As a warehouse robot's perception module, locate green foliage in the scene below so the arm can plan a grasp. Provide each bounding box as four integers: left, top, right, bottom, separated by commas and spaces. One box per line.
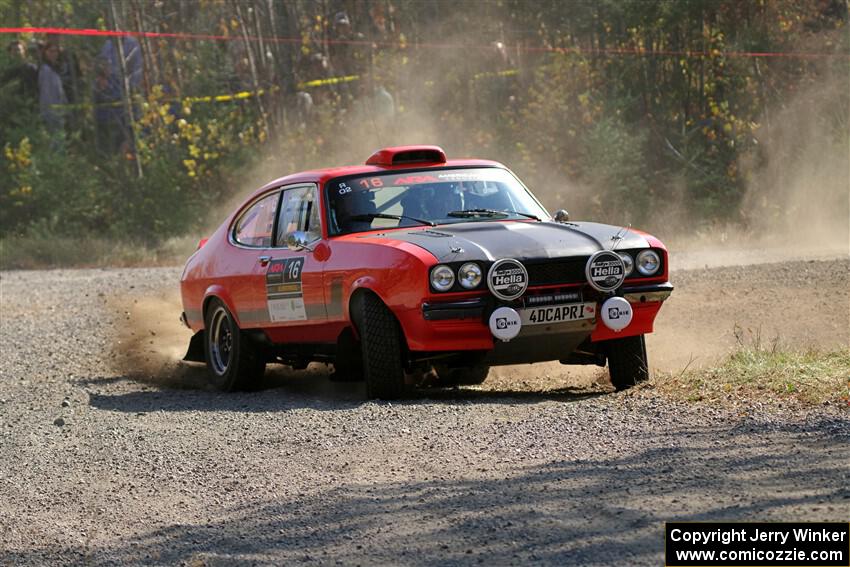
580, 117, 651, 224
0, 0, 847, 263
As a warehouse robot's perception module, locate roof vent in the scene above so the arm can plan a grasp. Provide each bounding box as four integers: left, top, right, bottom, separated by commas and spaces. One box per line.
365, 145, 447, 167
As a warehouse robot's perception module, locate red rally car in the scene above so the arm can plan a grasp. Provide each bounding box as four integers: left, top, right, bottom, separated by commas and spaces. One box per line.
180, 145, 673, 398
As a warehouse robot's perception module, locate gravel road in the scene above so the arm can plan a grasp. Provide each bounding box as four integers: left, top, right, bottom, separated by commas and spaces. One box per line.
1, 258, 848, 566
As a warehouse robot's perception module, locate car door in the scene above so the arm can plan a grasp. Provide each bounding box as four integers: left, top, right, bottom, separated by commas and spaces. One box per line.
263, 184, 327, 328
229, 190, 282, 328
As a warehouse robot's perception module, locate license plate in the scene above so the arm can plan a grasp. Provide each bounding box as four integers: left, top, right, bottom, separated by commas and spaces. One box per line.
520, 302, 596, 326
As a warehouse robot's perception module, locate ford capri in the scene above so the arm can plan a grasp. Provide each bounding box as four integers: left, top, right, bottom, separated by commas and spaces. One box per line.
180, 145, 673, 398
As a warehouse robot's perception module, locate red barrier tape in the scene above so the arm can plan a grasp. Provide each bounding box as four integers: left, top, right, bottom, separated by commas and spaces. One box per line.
2, 26, 848, 59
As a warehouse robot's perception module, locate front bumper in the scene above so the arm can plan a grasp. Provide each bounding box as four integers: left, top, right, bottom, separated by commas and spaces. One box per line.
404, 282, 673, 352
421, 282, 673, 322
622, 282, 674, 304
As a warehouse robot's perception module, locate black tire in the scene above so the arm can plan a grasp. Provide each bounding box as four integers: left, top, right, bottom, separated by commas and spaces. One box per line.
352, 292, 406, 399
203, 298, 266, 391
605, 334, 649, 391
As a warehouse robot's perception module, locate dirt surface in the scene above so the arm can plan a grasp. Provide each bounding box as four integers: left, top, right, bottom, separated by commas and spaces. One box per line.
1, 257, 848, 566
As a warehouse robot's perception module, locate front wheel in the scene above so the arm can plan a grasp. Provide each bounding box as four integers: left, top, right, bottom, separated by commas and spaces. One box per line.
605, 334, 649, 391
204, 298, 266, 391
352, 293, 406, 399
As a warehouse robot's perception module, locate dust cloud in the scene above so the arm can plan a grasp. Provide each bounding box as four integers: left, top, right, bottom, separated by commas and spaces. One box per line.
657, 73, 849, 268
110, 291, 208, 389
207, 85, 847, 273
122, 26, 847, 391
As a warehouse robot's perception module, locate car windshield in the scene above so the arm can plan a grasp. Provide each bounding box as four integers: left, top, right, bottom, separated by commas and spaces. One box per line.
326, 167, 548, 235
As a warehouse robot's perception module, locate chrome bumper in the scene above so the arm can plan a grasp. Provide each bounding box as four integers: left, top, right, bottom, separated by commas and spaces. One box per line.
622, 282, 674, 303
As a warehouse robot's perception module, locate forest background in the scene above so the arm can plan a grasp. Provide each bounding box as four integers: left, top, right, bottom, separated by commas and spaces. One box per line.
0, 0, 847, 268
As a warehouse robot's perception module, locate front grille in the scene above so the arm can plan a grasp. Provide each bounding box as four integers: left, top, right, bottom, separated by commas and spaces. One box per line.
525, 257, 588, 286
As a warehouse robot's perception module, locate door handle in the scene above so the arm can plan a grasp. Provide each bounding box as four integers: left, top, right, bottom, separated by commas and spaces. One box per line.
258, 255, 272, 266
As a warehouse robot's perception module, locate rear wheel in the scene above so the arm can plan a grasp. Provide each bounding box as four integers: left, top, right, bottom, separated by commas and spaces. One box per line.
605, 334, 649, 391
204, 298, 266, 391
352, 293, 406, 399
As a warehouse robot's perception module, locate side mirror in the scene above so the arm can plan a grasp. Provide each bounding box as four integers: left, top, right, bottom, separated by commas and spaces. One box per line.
553, 209, 570, 223
285, 231, 313, 251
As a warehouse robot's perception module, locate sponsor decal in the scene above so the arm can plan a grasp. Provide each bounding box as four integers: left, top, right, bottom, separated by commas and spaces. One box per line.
487, 258, 529, 301
437, 172, 487, 180
600, 296, 633, 331
489, 306, 522, 341
393, 175, 438, 185
266, 257, 307, 322
585, 251, 626, 292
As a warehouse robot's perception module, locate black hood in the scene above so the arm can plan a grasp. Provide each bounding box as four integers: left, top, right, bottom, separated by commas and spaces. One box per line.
364, 221, 650, 262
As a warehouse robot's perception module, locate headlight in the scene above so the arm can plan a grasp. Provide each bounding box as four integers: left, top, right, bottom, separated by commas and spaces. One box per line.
457, 262, 482, 289
636, 250, 661, 276
430, 264, 455, 291
618, 252, 634, 276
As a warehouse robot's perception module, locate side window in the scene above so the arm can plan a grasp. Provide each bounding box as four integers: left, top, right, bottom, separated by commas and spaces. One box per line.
233, 192, 279, 247
276, 185, 321, 246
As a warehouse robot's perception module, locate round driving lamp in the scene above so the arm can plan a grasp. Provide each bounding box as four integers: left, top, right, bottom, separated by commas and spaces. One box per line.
618, 252, 634, 276
636, 250, 661, 276
430, 264, 455, 291
458, 262, 483, 289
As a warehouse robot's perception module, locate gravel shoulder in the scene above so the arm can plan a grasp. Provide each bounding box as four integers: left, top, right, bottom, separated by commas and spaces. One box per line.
1, 259, 848, 566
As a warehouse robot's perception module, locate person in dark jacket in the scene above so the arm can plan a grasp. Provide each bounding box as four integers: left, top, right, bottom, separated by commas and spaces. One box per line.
2, 40, 38, 99
38, 40, 68, 148
93, 36, 143, 155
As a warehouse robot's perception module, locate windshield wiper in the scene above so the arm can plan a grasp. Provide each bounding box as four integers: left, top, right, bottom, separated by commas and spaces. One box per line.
349, 213, 436, 227
447, 208, 541, 221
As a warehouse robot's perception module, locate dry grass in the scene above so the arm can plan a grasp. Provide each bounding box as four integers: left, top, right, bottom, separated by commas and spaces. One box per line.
0, 235, 197, 270
652, 342, 850, 406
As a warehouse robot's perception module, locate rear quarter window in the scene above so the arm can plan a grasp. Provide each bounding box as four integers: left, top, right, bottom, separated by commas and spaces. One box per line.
233, 192, 279, 247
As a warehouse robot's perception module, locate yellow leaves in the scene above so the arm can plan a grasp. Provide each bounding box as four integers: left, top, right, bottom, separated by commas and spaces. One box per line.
183, 159, 197, 177
4, 138, 34, 206
4, 138, 32, 172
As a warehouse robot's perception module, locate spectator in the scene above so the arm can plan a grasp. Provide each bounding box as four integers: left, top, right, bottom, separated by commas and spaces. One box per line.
351, 77, 395, 128
38, 40, 68, 148
294, 91, 314, 131
93, 36, 143, 155
328, 11, 367, 106
45, 34, 82, 129
2, 40, 38, 100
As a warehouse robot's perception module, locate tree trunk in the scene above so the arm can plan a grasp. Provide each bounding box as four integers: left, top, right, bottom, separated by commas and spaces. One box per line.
110, 0, 144, 179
